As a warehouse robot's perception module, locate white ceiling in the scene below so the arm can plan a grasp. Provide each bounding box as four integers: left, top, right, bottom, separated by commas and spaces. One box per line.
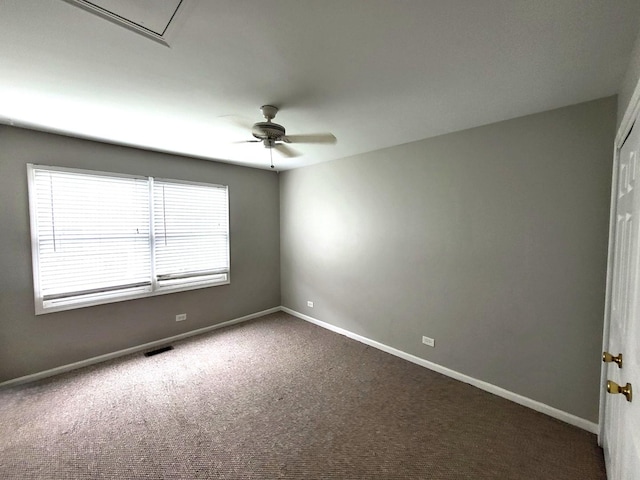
1, 0, 639, 170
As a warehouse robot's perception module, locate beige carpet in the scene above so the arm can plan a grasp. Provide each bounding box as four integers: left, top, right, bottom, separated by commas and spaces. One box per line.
0, 312, 606, 479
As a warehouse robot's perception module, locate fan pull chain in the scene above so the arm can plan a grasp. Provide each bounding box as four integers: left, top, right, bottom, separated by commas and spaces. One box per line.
270, 146, 274, 169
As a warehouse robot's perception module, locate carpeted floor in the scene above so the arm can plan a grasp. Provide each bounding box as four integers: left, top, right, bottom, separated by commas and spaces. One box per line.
0, 312, 606, 479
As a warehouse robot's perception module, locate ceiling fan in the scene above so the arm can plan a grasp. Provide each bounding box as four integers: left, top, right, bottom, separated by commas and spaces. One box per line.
231, 105, 337, 168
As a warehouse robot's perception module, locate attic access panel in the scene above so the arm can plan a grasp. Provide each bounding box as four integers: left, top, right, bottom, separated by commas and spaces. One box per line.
64, 0, 184, 45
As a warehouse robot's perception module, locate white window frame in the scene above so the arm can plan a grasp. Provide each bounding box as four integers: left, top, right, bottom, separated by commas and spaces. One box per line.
27, 164, 230, 314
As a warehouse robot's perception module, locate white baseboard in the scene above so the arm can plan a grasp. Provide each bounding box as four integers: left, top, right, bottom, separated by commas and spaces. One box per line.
281, 306, 599, 434
2, 305, 600, 435
0, 306, 280, 389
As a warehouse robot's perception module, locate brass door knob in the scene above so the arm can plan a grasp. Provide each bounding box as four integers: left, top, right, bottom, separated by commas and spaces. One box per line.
603, 351, 623, 368
607, 380, 632, 402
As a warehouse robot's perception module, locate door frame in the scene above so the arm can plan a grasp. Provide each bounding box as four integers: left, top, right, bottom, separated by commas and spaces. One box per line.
599, 77, 640, 446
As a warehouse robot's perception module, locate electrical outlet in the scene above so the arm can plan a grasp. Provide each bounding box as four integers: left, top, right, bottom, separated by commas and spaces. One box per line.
422, 336, 435, 347
175, 313, 187, 322
307, 301, 314, 308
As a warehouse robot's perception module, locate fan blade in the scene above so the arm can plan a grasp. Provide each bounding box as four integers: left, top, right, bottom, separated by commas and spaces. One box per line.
218, 115, 254, 131
274, 143, 301, 158
284, 133, 337, 145
230, 140, 260, 144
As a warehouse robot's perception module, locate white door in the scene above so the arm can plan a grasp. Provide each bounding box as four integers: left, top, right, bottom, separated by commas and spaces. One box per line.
603, 120, 640, 480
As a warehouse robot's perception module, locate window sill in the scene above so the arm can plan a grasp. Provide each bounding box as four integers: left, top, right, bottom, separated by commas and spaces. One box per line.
36, 277, 230, 315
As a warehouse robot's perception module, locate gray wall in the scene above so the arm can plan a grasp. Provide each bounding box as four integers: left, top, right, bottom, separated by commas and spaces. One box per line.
0, 126, 280, 382
280, 97, 616, 422
619, 29, 640, 126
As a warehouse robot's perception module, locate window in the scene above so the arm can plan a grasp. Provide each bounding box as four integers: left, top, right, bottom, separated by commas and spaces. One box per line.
27, 164, 229, 314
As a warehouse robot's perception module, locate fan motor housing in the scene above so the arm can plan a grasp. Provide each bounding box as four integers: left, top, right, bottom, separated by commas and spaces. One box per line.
252, 122, 286, 141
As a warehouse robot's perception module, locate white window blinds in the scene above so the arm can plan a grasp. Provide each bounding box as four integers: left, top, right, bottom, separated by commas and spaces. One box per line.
28, 165, 230, 314
153, 180, 229, 287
